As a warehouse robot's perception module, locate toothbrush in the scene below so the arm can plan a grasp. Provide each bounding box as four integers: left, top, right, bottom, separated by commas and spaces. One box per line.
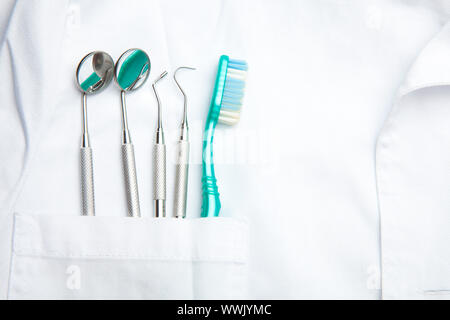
173, 66, 196, 218
201, 55, 248, 217
152, 71, 168, 217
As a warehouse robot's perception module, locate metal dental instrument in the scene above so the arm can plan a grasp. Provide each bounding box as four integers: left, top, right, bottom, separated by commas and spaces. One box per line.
152, 71, 168, 217
173, 66, 196, 218
76, 51, 114, 216
114, 49, 151, 217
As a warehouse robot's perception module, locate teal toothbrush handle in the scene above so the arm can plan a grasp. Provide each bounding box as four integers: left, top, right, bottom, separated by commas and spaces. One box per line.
201, 55, 228, 217
201, 108, 221, 217
201, 135, 221, 217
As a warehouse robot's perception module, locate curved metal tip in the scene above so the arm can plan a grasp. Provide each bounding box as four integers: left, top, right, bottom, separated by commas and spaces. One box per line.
173, 66, 196, 127
154, 71, 168, 85
152, 71, 168, 129
174, 66, 196, 74
173, 66, 196, 88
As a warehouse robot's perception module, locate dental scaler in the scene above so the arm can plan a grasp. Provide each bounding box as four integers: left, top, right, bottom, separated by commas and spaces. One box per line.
152, 71, 168, 217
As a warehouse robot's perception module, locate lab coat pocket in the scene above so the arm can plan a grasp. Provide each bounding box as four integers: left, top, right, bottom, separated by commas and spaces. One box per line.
8, 213, 249, 299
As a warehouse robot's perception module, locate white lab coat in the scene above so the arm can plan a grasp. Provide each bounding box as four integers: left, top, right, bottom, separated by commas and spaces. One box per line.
0, 0, 449, 299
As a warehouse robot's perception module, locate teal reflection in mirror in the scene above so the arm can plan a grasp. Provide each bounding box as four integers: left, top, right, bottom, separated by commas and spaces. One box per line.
115, 49, 151, 91
76, 51, 114, 94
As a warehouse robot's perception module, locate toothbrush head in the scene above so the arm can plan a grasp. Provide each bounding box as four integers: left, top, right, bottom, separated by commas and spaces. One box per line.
214, 55, 248, 126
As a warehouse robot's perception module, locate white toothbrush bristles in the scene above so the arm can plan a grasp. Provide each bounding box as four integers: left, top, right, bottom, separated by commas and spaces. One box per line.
218, 58, 248, 125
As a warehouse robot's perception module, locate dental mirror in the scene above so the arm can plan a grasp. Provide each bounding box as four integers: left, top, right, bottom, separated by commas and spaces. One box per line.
77, 51, 114, 94
75, 51, 114, 217
114, 48, 151, 92
114, 48, 151, 217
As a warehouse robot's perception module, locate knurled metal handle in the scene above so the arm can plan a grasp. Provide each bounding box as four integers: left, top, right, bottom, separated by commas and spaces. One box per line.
173, 140, 189, 218
122, 143, 141, 217
80, 146, 95, 216
153, 143, 166, 201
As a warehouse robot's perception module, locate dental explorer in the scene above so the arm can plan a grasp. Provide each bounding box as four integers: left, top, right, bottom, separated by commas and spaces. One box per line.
76, 51, 114, 216
173, 66, 196, 218
152, 71, 168, 217
114, 49, 151, 217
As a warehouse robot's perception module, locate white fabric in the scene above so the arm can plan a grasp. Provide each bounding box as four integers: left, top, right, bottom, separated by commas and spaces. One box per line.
377, 21, 450, 299
0, 0, 449, 299
9, 214, 248, 299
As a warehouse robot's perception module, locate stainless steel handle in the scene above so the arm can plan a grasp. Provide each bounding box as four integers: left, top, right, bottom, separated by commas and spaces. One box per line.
122, 143, 141, 217
153, 143, 166, 217
80, 146, 95, 216
173, 140, 189, 218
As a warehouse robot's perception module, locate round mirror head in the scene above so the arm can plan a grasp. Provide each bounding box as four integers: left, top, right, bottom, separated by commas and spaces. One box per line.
76, 51, 114, 94
114, 48, 151, 92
